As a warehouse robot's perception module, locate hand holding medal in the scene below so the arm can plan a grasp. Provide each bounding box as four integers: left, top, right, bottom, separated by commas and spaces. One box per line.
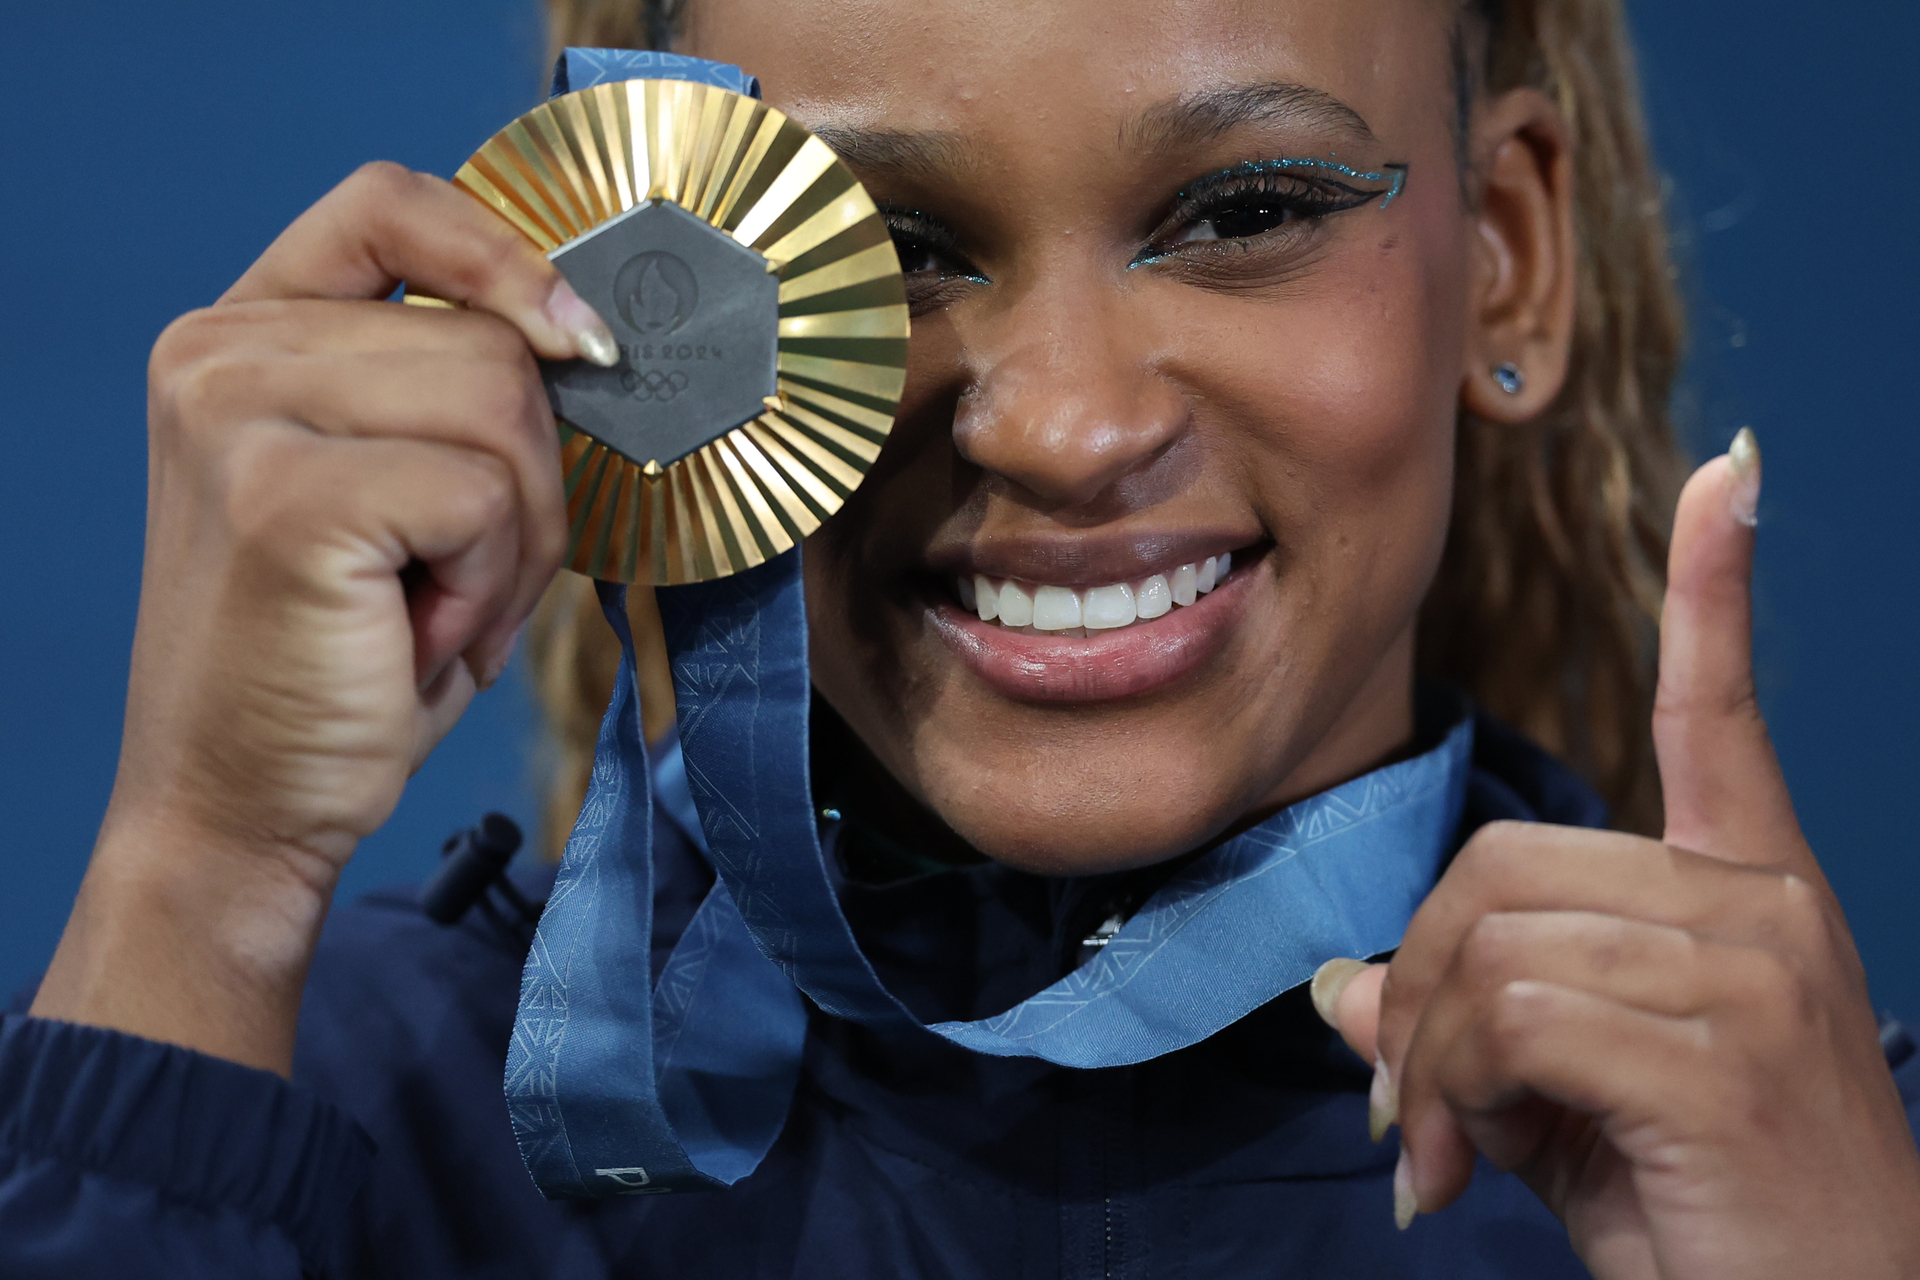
29, 53, 909, 1075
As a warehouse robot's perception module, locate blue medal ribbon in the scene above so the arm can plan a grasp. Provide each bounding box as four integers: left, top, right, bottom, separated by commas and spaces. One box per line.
506, 54, 1474, 1200
549, 46, 760, 97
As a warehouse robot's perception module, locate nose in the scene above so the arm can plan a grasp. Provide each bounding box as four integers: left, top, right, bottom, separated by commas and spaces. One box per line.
951, 287, 1186, 510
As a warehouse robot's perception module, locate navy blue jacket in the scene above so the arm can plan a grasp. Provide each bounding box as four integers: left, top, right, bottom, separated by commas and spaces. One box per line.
3, 714, 1917, 1278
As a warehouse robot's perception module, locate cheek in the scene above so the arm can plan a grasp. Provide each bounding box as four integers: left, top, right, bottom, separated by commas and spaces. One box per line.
1170, 235, 1468, 574
799, 406, 956, 726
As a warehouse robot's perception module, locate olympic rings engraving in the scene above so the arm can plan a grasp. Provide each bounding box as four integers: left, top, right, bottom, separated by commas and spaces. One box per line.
620, 369, 693, 402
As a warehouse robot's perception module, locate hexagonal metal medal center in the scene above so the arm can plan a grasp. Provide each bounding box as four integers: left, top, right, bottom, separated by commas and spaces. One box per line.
542, 201, 778, 469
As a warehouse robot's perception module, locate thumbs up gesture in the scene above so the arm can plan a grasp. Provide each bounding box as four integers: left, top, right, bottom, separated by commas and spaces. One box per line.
1315, 434, 1920, 1278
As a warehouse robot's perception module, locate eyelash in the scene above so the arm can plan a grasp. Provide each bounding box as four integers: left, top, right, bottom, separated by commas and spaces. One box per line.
877, 164, 1395, 304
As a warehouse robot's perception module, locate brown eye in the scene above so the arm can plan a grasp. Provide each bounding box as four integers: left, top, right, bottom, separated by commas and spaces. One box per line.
881, 210, 985, 283
880, 208, 989, 313
888, 228, 953, 275
1174, 199, 1304, 244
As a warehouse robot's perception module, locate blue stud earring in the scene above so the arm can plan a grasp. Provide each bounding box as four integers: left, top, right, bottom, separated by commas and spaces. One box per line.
1492, 362, 1526, 396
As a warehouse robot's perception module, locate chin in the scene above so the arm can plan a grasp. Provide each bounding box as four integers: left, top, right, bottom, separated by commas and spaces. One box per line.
951, 806, 1223, 877
907, 723, 1252, 876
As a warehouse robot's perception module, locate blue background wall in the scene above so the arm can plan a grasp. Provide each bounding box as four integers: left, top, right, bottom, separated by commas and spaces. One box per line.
2, 4, 1916, 1022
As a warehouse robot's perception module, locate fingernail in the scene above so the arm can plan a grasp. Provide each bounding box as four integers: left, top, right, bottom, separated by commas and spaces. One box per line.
489, 620, 533, 688
1393, 1147, 1419, 1230
469, 619, 530, 692
479, 644, 513, 690
1727, 426, 1761, 528
1310, 957, 1368, 1029
546, 279, 620, 368
1368, 1055, 1398, 1144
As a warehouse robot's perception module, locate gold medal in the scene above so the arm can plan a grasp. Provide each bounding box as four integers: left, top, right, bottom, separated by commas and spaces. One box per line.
431, 79, 907, 585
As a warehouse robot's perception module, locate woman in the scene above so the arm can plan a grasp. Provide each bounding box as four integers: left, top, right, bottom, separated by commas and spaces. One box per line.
5, 0, 1917, 1274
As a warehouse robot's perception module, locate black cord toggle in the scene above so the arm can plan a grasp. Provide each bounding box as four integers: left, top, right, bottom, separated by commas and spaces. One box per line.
420, 812, 538, 928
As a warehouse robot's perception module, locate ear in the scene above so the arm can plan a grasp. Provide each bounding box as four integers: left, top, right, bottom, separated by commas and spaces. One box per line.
1459, 87, 1577, 423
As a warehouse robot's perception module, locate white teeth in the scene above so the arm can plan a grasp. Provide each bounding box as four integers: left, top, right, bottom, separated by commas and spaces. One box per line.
1031, 584, 1082, 631
1135, 574, 1172, 620
1082, 582, 1136, 630
998, 580, 1034, 627
1171, 563, 1198, 606
957, 553, 1242, 634
971, 574, 996, 620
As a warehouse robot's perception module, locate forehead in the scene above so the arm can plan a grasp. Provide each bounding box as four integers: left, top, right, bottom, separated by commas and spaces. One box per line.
682, 0, 1455, 159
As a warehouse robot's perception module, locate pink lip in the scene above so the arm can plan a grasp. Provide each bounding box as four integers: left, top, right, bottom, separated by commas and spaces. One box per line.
927, 566, 1252, 703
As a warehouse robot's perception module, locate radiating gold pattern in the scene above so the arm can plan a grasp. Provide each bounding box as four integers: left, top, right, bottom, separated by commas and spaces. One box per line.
440, 80, 907, 585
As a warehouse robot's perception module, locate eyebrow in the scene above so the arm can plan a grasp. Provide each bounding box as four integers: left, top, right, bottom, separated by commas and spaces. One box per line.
1126, 82, 1379, 153
809, 81, 1378, 185
810, 125, 979, 184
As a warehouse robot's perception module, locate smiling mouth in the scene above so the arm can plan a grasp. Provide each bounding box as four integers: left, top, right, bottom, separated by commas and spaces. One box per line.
924, 544, 1259, 703
955, 553, 1235, 638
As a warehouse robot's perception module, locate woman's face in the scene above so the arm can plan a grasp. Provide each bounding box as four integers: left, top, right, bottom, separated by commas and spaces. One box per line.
685, 0, 1495, 874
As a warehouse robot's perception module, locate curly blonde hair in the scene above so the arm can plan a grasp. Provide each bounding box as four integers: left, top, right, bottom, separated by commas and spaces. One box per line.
528, 0, 1685, 855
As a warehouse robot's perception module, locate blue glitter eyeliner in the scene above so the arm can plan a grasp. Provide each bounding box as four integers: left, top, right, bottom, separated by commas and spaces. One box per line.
1191, 157, 1410, 208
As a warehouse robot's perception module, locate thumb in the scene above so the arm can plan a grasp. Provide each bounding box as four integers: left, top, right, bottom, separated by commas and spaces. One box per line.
1654, 429, 1801, 863
1310, 958, 1387, 1064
